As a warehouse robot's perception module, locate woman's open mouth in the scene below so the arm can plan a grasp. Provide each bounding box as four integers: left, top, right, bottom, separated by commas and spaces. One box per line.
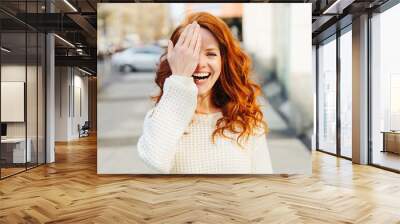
192, 72, 211, 80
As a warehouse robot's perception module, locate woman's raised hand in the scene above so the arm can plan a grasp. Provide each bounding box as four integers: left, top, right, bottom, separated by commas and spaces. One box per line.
167, 22, 202, 78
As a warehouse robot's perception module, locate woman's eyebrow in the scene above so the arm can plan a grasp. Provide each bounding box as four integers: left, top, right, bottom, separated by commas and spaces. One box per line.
205, 47, 219, 51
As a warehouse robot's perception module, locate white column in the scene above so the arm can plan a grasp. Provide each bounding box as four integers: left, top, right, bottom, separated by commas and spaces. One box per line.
45, 0, 55, 163
312, 45, 317, 151
46, 33, 55, 163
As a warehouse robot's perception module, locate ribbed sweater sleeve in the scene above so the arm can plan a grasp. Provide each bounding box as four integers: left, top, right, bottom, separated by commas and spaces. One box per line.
137, 75, 198, 173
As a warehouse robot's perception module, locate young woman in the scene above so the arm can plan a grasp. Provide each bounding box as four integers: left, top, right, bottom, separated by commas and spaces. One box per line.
137, 12, 273, 174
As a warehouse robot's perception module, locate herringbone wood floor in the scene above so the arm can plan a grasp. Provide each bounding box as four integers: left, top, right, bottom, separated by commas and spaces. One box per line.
1, 134, 400, 224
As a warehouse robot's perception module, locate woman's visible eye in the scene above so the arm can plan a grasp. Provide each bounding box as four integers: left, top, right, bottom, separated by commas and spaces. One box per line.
207, 53, 217, 57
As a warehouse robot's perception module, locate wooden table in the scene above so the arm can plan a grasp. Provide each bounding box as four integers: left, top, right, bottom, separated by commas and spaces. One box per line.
381, 131, 400, 154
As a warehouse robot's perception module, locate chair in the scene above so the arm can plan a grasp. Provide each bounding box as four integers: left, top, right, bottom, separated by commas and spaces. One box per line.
79, 121, 90, 138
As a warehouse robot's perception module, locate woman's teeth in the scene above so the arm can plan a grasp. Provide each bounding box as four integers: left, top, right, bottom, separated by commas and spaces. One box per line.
192, 72, 211, 80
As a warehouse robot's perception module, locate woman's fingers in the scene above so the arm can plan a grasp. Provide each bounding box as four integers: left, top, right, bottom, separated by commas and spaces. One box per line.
167, 21, 202, 77
182, 22, 196, 48
176, 24, 190, 47
167, 40, 173, 59
193, 31, 201, 57
189, 24, 200, 53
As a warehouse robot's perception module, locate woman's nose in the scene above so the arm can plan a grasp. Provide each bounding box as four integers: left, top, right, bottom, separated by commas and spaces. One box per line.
197, 54, 207, 68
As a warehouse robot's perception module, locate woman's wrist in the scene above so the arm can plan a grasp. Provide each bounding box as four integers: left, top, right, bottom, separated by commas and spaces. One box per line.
165, 74, 198, 96
170, 74, 194, 84
171, 72, 192, 78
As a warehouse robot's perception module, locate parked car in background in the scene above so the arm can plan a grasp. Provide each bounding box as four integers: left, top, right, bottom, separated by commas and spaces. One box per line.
111, 44, 164, 73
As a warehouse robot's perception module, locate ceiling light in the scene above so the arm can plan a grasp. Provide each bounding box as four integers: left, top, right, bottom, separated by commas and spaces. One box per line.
322, 0, 355, 15
1, 47, 11, 53
54, 34, 75, 48
78, 67, 93, 76
63, 0, 78, 12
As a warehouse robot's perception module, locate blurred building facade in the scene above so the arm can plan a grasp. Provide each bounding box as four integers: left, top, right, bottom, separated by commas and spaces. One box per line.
98, 3, 173, 53
243, 4, 313, 146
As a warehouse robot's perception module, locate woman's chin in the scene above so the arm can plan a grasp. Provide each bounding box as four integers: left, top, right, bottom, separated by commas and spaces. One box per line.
195, 82, 208, 95
197, 88, 211, 97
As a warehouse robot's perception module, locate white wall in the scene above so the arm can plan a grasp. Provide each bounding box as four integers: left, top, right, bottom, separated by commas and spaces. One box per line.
1, 65, 39, 138
55, 67, 89, 141
55, 67, 69, 141
72, 73, 89, 138
1, 63, 47, 163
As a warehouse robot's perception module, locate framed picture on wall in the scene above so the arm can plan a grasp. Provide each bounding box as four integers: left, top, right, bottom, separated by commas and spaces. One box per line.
1, 81, 25, 122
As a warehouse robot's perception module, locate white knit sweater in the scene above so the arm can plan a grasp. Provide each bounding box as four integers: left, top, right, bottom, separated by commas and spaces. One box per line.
137, 75, 273, 174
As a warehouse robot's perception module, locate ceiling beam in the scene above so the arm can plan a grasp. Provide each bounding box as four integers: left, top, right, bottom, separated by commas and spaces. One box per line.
55, 55, 96, 72
66, 13, 97, 39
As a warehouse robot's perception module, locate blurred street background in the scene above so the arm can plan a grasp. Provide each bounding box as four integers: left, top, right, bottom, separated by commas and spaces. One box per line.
97, 3, 312, 174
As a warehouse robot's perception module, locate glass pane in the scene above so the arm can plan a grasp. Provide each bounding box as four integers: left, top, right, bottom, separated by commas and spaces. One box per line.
27, 31, 38, 169
318, 37, 337, 154
0, 1, 46, 178
38, 32, 45, 165
371, 3, 400, 171
27, 0, 39, 170
340, 29, 352, 158
1, 30, 27, 177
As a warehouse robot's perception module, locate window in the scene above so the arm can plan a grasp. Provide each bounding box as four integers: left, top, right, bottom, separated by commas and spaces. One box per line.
317, 36, 337, 154
339, 28, 352, 158
371, 3, 400, 171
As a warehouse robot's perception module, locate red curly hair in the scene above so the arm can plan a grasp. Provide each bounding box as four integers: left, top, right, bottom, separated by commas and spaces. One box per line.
153, 12, 268, 146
